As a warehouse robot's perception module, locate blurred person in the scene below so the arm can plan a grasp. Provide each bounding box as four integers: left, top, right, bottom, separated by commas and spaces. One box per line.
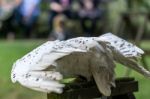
49, 14, 72, 41
14, 0, 41, 38
78, 0, 103, 37
48, 0, 73, 32
0, 0, 21, 40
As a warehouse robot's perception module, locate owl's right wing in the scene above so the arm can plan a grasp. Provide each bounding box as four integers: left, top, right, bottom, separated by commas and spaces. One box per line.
97, 33, 150, 78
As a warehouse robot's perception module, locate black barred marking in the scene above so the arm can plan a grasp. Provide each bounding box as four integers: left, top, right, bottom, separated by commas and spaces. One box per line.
120, 42, 125, 48
132, 50, 135, 52
114, 41, 117, 43
13, 74, 16, 78
82, 41, 85, 44
86, 46, 88, 49
120, 47, 127, 50
122, 50, 130, 53
127, 44, 132, 47
121, 39, 125, 42
126, 54, 135, 56
27, 54, 31, 57
36, 78, 39, 81
75, 40, 78, 42
25, 73, 31, 78
35, 52, 38, 54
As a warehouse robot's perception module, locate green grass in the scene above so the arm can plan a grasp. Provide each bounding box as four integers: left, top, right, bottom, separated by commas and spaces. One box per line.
0, 40, 150, 99
0, 40, 46, 99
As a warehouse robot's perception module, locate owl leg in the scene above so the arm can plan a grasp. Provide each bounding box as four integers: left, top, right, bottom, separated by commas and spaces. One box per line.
17, 71, 64, 93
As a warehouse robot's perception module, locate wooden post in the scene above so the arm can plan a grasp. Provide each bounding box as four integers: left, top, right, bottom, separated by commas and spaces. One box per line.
47, 77, 138, 99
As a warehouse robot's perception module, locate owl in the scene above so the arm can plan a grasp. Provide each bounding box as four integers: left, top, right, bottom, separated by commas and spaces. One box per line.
11, 33, 150, 96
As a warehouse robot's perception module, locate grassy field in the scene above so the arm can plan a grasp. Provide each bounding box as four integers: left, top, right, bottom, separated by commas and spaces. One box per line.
0, 40, 150, 99
0, 40, 46, 99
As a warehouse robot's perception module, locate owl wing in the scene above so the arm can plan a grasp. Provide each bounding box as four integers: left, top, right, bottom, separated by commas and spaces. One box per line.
98, 33, 144, 58
97, 33, 150, 78
11, 38, 94, 93
11, 40, 87, 74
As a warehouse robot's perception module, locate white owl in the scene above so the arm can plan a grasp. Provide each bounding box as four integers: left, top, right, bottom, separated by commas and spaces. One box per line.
11, 33, 150, 96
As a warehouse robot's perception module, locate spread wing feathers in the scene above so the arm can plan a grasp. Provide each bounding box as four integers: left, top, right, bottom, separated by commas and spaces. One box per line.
97, 33, 150, 77
11, 37, 93, 85
90, 46, 116, 96
98, 33, 144, 59
15, 71, 64, 93
113, 50, 150, 78
12, 40, 87, 73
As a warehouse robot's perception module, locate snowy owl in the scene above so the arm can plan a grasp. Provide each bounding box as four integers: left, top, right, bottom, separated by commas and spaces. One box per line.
11, 33, 150, 96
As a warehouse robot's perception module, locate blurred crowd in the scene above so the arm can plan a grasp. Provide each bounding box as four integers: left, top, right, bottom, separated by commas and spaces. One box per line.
0, 0, 41, 39
0, 0, 110, 40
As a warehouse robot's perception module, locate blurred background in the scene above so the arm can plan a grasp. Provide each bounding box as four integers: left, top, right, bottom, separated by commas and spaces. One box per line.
0, 0, 150, 99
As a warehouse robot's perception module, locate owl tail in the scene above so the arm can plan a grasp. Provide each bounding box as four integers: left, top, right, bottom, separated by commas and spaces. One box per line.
91, 66, 112, 96
90, 50, 116, 96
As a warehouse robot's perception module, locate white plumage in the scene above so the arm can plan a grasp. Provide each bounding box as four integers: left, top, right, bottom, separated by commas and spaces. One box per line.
11, 33, 150, 96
